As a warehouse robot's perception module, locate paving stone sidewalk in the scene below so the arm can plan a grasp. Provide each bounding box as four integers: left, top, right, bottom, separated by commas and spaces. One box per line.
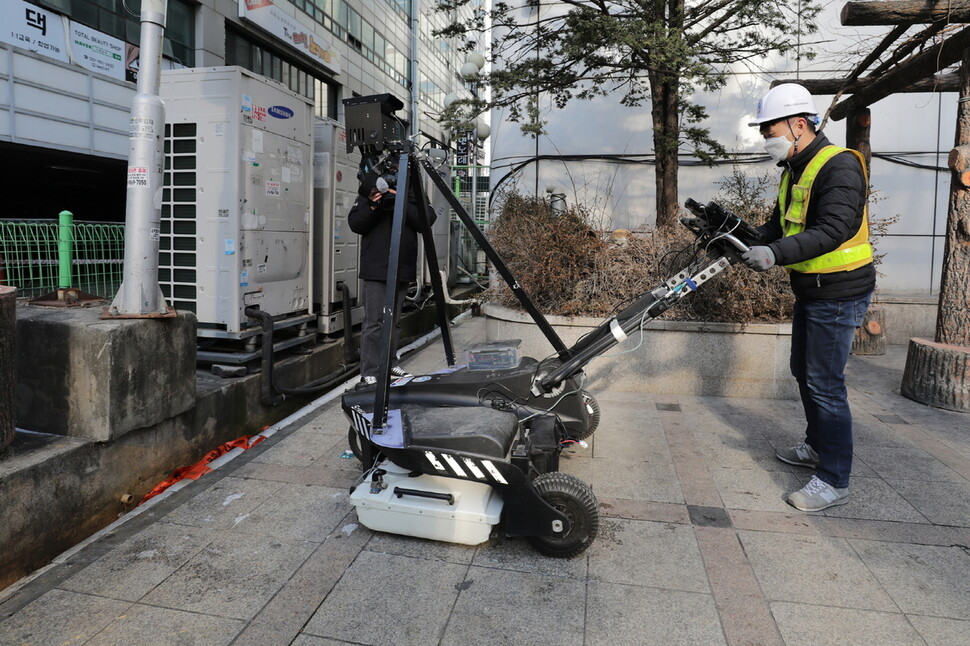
1, 316, 969, 646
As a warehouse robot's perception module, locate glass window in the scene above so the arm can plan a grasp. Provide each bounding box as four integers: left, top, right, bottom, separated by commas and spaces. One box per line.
349, 9, 361, 38
126, 20, 140, 44
336, 0, 348, 28
72, 2, 98, 26
226, 29, 331, 108
98, 8, 124, 39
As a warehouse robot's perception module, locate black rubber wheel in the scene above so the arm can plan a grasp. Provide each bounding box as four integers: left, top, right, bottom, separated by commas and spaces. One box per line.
570, 390, 600, 441
347, 426, 380, 467
527, 472, 599, 558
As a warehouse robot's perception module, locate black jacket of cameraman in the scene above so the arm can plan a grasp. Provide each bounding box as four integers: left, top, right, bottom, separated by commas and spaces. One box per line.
348, 174, 436, 283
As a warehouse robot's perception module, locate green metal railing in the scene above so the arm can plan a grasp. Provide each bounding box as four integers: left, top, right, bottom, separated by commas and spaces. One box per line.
0, 212, 125, 299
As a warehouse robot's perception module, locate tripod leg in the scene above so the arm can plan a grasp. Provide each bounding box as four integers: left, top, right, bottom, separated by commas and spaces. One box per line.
372, 153, 410, 429
409, 159, 455, 366
419, 157, 569, 356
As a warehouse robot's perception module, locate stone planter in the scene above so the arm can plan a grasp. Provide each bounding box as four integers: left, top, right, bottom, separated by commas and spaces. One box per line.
484, 304, 797, 400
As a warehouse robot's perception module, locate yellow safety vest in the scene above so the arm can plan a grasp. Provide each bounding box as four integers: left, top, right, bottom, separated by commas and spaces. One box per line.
778, 145, 873, 273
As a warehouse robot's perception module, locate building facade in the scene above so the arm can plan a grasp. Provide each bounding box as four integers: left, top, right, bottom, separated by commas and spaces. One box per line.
0, 0, 482, 222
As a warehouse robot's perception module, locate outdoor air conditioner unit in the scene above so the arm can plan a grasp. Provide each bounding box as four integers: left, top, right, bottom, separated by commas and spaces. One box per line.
313, 118, 364, 334
158, 66, 314, 338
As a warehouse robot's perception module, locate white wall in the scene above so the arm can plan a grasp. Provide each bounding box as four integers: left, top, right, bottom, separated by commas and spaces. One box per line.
0, 44, 131, 159
488, 1, 954, 298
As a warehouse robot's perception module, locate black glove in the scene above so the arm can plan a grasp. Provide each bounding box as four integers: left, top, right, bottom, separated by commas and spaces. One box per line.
741, 246, 776, 272
366, 188, 382, 210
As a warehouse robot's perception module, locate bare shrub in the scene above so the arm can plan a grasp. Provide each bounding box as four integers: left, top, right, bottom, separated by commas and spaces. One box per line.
488, 177, 795, 324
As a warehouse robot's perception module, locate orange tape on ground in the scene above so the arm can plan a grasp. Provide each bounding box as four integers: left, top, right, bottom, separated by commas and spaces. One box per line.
139, 432, 268, 504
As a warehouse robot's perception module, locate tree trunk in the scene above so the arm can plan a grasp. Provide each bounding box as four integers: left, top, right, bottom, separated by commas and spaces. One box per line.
649, 0, 685, 230
902, 47, 970, 410
650, 75, 680, 229
936, 50, 970, 348
0, 285, 15, 455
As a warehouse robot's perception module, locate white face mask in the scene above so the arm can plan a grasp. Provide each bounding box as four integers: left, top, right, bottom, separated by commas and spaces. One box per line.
764, 135, 793, 162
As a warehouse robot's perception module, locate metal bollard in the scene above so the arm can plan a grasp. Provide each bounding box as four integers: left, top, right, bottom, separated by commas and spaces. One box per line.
58, 210, 74, 290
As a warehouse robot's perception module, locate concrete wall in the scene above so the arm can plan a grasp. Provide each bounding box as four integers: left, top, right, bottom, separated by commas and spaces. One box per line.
877, 296, 938, 345
15, 306, 196, 441
0, 287, 14, 453
0, 300, 460, 590
484, 305, 798, 400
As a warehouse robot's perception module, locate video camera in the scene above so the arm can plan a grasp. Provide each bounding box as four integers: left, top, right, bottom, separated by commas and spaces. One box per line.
342, 93, 408, 195
342, 93, 406, 156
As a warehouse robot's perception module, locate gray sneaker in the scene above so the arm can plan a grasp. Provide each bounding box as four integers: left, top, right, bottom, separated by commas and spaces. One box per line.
788, 476, 849, 512
775, 442, 819, 468
390, 366, 413, 379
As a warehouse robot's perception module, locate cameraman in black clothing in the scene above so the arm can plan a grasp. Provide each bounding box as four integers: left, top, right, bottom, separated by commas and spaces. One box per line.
348, 155, 436, 384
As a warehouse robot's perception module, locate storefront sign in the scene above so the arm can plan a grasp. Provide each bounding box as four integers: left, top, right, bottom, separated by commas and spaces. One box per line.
239, 0, 341, 76
70, 21, 124, 80
0, 0, 69, 63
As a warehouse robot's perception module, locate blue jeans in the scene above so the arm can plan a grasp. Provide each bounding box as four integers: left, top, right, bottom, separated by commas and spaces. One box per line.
790, 291, 872, 488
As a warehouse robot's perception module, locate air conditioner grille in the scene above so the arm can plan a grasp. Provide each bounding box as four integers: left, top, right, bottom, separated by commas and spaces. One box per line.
160, 121, 198, 313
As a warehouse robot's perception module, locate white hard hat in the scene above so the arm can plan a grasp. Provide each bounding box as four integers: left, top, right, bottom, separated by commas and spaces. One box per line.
748, 83, 817, 127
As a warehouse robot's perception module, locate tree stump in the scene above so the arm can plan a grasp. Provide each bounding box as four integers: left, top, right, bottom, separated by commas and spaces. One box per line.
0, 285, 16, 455
900, 338, 970, 412
852, 304, 885, 355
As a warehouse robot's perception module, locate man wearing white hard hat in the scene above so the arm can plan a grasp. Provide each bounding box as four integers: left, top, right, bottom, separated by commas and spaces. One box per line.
743, 83, 875, 512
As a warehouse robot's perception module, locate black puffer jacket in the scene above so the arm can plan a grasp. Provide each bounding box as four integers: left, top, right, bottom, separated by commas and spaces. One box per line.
348, 176, 436, 283
757, 132, 876, 301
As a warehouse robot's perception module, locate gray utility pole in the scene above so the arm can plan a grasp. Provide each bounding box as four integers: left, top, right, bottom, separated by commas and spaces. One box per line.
409, 0, 420, 142
108, 0, 172, 317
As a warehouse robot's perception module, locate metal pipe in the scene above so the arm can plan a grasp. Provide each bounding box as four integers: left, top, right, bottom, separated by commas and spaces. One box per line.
396, 309, 472, 360
246, 306, 357, 405
409, 0, 420, 142
246, 307, 285, 407
109, 0, 170, 316
337, 281, 355, 365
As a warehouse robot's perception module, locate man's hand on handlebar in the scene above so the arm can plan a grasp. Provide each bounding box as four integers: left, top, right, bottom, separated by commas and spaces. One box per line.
741, 246, 776, 272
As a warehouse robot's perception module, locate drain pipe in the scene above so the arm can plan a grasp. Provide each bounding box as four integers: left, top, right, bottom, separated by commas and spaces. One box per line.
247, 307, 285, 407
337, 281, 356, 365
245, 306, 358, 406
396, 309, 473, 360
438, 270, 480, 305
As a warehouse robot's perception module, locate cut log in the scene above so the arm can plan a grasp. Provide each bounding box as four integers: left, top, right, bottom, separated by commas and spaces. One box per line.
773, 73, 959, 95
852, 304, 885, 355
901, 338, 970, 412
842, 1, 970, 26
1, 285, 15, 455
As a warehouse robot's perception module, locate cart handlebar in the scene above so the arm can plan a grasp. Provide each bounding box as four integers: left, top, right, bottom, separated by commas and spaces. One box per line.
535, 198, 762, 391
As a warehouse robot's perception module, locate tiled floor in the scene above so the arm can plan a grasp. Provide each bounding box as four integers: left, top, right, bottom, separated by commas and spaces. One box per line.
1, 317, 968, 646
